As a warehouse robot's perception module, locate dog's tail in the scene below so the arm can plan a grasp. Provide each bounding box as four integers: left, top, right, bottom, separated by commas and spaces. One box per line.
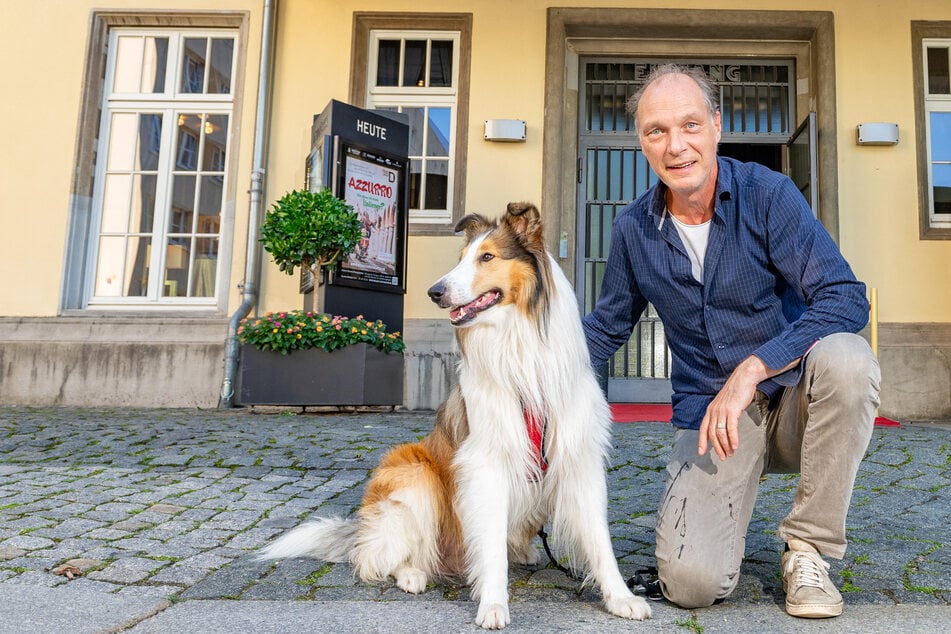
257, 517, 357, 562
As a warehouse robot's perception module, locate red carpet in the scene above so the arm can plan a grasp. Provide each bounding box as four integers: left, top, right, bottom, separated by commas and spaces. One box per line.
610, 403, 672, 423
611, 403, 901, 427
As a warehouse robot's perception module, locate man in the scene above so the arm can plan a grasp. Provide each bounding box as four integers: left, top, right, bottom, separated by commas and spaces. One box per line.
582, 64, 881, 619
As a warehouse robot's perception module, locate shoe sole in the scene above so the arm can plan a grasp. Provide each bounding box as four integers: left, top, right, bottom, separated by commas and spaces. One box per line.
785, 602, 843, 619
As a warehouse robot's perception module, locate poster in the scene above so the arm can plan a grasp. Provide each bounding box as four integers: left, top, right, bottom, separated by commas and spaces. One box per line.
337, 145, 404, 289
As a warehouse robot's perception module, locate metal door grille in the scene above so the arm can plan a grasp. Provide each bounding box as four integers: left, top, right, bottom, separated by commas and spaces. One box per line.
583, 60, 793, 139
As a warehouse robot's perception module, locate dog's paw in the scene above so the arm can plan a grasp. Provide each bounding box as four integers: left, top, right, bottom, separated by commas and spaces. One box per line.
395, 566, 428, 594
476, 602, 510, 630
604, 593, 652, 621
510, 544, 540, 566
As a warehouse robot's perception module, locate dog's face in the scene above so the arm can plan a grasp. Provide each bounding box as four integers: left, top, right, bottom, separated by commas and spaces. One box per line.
427, 202, 551, 328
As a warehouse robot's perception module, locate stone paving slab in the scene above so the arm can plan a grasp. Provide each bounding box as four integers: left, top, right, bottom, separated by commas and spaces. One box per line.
122, 599, 951, 633
0, 407, 949, 633
0, 584, 169, 634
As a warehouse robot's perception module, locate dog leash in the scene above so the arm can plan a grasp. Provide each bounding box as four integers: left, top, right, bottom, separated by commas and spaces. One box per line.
537, 528, 664, 601
536, 527, 581, 580
626, 566, 665, 601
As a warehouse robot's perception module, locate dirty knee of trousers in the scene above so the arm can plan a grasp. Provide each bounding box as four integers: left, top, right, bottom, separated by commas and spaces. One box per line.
659, 563, 737, 608
807, 333, 881, 392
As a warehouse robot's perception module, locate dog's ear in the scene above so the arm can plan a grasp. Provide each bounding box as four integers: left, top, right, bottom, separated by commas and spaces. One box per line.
454, 213, 494, 240
503, 202, 544, 246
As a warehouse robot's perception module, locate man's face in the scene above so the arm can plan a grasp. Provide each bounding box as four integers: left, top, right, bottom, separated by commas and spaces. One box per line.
636, 74, 722, 200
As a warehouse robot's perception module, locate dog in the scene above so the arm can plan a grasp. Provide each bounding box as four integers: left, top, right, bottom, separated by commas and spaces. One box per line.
259, 202, 651, 629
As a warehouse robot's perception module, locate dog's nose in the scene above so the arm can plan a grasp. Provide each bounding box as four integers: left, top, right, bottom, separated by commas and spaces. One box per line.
427, 281, 445, 305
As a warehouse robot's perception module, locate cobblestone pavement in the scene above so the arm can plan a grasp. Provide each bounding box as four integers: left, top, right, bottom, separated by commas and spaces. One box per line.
1, 406, 949, 628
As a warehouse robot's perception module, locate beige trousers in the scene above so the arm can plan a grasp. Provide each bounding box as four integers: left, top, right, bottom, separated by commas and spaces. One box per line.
655, 333, 881, 608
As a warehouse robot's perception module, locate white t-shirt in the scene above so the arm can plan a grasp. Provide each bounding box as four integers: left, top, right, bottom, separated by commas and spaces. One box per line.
669, 210, 711, 283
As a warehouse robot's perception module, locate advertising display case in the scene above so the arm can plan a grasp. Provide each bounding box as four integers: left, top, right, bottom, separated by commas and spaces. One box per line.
306, 100, 409, 330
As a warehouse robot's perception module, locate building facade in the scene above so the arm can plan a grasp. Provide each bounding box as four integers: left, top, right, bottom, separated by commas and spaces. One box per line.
1, 1, 949, 420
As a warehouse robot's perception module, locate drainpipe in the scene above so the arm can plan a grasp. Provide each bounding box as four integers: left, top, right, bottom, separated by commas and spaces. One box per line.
219, 0, 278, 407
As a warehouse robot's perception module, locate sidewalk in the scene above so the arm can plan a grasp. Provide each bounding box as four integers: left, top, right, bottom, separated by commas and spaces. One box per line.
0, 406, 949, 633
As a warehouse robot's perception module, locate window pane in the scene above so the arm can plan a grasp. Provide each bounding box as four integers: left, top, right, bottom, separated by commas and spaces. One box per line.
126, 236, 151, 297
170, 175, 196, 233
113, 36, 144, 93
377, 39, 400, 87
181, 37, 207, 93
209, 38, 234, 94
164, 241, 190, 297
113, 36, 169, 94
427, 107, 451, 157
201, 114, 229, 171
934, 164, 951, 213
198, 175, 223, 231
409, 158, 422, 209
927, 47, 951, 95
139, 114, 162, 170
101, 175, 133, 233
404, 107, 424, 155
107, 113, 139, 171
141, 37, 169, 93
94, 237, 125, 296
132, 174, 158, 232
403, 40, 426, 87
175, 114, 201, 169
931, 112, 951, 161
430, 40, 453, 87
192, 238, 218, 297
424, 159, 448, 210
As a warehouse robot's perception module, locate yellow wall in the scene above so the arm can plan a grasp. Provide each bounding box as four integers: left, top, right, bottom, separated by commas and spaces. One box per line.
834, 4, 950, 322
2, 0, 949, 325
0, 1, 95, 316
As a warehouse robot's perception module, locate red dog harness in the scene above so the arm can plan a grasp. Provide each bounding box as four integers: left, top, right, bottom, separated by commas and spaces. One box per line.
524, 409, 548, 473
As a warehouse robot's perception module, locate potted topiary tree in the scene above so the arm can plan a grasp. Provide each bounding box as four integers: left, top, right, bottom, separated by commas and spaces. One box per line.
235, 188, 404, 407
259, 187, 363, 309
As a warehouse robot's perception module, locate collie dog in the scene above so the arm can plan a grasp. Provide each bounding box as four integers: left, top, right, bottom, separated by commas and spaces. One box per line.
259, 203, 650, 629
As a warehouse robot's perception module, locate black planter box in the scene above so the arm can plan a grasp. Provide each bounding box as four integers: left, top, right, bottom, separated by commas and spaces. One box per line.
236, 343, 403, 406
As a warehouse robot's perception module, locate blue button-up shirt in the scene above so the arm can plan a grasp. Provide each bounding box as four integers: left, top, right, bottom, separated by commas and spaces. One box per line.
583, 157, 869, 430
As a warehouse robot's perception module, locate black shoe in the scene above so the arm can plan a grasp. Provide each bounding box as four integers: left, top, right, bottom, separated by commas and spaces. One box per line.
627, 568, 665, 601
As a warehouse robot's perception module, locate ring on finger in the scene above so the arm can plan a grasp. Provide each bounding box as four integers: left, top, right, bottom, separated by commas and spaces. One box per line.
716, 423, 726, 430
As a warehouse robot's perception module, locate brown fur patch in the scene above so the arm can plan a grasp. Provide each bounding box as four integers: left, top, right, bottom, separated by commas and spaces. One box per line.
358, 388, 468, 577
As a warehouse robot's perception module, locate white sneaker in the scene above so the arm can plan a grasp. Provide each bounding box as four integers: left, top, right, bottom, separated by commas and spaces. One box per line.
781, 539, 843, 618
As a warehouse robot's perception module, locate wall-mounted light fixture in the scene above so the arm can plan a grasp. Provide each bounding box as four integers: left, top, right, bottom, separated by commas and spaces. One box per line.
856, 123, 899, 146
484, 119, 526, 142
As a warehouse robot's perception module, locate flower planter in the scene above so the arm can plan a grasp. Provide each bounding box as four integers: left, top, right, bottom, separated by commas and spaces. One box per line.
236, 343, 403, 406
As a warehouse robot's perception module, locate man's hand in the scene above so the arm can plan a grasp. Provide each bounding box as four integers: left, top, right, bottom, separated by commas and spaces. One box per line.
699, 356, 769, 460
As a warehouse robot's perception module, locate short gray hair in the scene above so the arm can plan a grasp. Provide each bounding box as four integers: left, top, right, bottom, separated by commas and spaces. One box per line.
626, 64, 720, 129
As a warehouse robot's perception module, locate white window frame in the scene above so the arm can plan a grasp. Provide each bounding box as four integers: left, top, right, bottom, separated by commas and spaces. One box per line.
366, 30, 460, 226
923, 39, 951, 231
86, 27, 236, 308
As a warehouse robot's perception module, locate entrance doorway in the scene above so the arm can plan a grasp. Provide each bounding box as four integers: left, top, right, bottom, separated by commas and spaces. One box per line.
576, 59, 805, 402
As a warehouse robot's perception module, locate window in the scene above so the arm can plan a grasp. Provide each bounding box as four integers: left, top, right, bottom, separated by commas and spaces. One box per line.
913, 23, 951, 239
352, 14, 471, 234
924, 40, 951, 230
88, 28, 235, 305
366, 31, 458, 225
